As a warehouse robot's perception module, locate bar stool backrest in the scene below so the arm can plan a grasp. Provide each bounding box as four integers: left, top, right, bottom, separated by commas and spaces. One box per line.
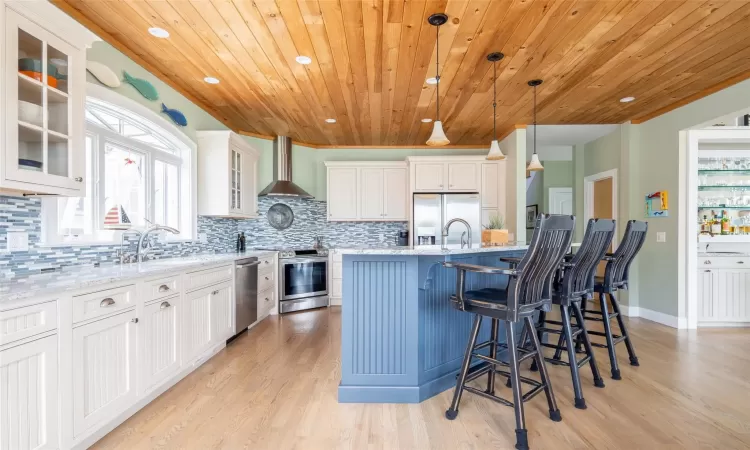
508, 214, 575, 320
604, 220, 648, 290
560, 218, 616, 301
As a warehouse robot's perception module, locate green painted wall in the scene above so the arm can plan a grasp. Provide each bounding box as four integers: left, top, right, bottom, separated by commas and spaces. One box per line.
541, 161, 573, 213
526, 171, 543, 242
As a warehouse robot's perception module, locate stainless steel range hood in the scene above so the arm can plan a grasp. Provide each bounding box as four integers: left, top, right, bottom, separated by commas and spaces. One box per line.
258, 136, 313, 198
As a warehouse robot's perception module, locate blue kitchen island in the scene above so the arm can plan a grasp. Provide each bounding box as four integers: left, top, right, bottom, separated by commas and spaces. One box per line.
336, 244, 527, 403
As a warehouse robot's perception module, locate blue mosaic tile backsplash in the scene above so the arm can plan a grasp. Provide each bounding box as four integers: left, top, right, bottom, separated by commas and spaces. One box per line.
0, 195, 406, 277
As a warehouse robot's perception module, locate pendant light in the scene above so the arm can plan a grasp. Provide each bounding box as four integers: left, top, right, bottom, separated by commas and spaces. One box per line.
486, 52, 506, 160
426, 13, 449, 146
527, 79, 544, 171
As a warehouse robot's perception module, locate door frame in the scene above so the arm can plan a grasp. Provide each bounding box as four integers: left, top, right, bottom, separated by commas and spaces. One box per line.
548, 187, 573, 214
584, 169, 618, 248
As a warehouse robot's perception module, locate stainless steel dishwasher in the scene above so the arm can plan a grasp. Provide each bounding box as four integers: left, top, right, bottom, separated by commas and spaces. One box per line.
230, 257, 260, 342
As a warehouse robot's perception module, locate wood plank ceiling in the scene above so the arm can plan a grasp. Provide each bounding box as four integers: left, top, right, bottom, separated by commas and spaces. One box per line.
53, 0, 750, 147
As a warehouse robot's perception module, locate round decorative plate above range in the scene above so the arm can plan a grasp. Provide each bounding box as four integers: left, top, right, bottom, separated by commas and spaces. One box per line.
267, 203, 294, 230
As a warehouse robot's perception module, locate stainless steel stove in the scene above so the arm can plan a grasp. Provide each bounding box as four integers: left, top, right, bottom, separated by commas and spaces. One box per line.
255, 247, 329, 313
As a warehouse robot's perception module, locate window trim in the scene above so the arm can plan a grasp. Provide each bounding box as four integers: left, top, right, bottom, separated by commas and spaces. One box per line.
41, 83, 198, 246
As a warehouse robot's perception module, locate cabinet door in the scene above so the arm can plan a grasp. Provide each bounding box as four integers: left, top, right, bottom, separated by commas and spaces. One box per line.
0, 335, 58, 450
359, 168, 384, 219
140, 297, 180, 394
72, 310, 137, 438
328, 167, 358, 220
448, 163, 479, 191
414, 163, 444, 191
481, 163, 499, 208
713, 269, 750, 322
229, 148, 243, 214
210, 284, 233, 344
183, 289, 212, 364
697, 269, 716, 322
4, 10, 84, 193
383, 168, 407, 220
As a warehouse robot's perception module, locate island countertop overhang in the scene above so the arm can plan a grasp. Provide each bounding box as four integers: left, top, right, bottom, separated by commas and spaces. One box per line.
332, 244, 529, 256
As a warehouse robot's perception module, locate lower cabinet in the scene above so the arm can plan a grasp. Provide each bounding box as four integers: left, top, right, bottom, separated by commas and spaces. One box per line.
183, 282, 233, 364
72, 310, 137, 438
0, 334, 58, 450
140, 296, 180, 394
210, 284, 233, 343
698, 268, 750, 325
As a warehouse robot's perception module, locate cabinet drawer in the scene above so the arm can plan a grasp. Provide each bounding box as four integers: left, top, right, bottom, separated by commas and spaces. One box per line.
259, 269, 275, 293
185, 265, 232, 292
258, 254, 276, 273
145, 275, 180, 303
258, 288, 275, 316
699, 257, 750, 269
73, 284, 136, 324
0, 300, 57, 346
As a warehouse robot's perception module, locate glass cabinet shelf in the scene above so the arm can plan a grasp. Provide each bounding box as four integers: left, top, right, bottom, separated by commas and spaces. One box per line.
698, 206, 750, 210
698, 185, 750, 190
698, 169, 750, 175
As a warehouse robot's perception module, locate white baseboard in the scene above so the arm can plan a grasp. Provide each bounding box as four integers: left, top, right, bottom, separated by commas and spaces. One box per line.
621, 305, 686, 329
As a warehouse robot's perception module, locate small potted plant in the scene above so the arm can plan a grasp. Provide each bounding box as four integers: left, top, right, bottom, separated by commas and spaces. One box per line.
482, 214, 508, 246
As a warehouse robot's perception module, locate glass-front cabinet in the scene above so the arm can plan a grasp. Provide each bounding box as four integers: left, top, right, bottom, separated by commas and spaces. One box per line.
697, 154, 750, 237
2, 4, 93, 195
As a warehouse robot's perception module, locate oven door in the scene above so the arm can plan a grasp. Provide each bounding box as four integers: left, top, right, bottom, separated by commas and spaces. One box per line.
280, 257, 328, 301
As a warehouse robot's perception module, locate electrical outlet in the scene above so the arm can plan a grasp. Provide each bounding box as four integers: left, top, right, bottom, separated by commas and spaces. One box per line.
656, 232, 666, 243
7, 231, 29, 251
199, 232, 208, 243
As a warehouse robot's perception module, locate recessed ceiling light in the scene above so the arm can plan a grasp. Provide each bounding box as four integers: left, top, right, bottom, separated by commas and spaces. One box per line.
325, 118, 336, 124
426, 77, 438, 85
203, 77, 220, 84
148, 27, 170, 38
620, 96, 635, 103
421, 118, 433, 123
295, 55, 312, 65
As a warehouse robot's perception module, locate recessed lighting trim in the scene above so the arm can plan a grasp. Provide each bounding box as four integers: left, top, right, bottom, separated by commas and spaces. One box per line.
620, 96, 635, 103
295, 55, 312, 65
204, 77, 220, 84
325, 118, 337, 124
421, 118, 433, 123
148, 27, 170, 38
426, 77, 438, 85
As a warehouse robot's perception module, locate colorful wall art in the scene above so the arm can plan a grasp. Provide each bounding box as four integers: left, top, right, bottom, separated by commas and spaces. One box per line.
123, 71, 159, 100
87, 61, 120, 87
646, 191, 669, 217
161, 103, 188, 126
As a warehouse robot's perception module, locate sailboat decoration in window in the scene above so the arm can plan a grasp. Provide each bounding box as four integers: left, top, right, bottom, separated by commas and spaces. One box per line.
103, 205, 131, 230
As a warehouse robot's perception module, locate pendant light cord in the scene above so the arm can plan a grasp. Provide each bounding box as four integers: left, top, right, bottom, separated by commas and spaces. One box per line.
533, 83, 537, 155
493, 60, 497, 141
435, 23, 440, 121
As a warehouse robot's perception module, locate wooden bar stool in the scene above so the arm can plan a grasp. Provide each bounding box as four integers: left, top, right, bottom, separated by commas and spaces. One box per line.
442, 214, 575, 450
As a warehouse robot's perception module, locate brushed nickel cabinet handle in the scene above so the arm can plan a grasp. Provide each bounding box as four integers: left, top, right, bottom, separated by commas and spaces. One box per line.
739, 261, 745, 264
158, 284, 170, 292
131, 318, 139, 323
264, 276, 269, 280
160, 301, 171, 309
704, 260, 711, 265
704, 270, 711, 273
212, 290, 220, 295
100, 298, 115, 307
75, 177, 83, 182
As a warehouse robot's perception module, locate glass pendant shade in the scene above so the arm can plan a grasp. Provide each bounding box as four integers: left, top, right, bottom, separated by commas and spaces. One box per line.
527, 152, 544, 171
486, 139, 505, 160
426, 120, 450, 146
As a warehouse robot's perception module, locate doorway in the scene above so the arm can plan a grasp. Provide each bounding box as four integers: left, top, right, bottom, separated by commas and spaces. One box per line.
549, 187, 573, 215
585, 169, 618, 275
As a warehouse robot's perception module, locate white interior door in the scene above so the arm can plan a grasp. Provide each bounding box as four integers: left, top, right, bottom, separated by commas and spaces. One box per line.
549, 187, 573, 215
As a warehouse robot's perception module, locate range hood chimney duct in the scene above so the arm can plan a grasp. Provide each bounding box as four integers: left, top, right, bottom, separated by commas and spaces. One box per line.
258, 136, 313, 198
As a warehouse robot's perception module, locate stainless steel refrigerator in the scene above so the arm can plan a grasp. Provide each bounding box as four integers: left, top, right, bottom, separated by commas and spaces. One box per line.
413, 193, 481, 246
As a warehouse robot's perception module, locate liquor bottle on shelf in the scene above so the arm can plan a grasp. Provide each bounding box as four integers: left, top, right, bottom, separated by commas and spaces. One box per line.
722, 210, 730, 235
711, 210, 722, 235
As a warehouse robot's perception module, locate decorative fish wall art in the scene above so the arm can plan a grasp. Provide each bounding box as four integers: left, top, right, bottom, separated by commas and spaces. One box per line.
86, 61, 120, 88
123, 71, 159, 100
161, 103, 187, 127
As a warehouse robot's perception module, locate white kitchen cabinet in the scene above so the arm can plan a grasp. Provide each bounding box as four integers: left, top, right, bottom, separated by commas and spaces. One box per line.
447, 163, 478, 191
72, 310, 137, 438
697, 258, 750, 325
209, 284, 233, 344
359, 168, 384, 219
1, 2, 95, 195
183, 287, 212, 364
383, 168, 407, 219
414, 162, 444, 191
412, 160, 480, 192
0, 334, 58, 450
327, 167, 358, 220
481, 163, 499, 209
197, 131, 260, 218
140, 296, 180, 395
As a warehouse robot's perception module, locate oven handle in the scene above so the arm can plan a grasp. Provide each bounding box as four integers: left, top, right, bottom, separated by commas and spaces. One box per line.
236, 261, 261, 269
281, 257, 329, 264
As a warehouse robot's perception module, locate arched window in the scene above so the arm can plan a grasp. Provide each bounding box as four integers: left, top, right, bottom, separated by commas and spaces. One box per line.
43, 86, 195, 244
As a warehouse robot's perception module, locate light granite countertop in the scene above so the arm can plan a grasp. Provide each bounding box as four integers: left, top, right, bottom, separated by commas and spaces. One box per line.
698, 252, 750, 257
0, 251, 277, 311
332, 244, 529, 256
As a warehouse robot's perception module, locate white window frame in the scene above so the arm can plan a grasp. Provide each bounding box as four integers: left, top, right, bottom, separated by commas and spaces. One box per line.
42, 83, 197, 246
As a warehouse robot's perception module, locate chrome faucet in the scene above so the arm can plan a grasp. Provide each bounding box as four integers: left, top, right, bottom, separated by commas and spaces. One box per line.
136, 224, 180, 262
442, 218, 472, 249
118, 230, 143, 264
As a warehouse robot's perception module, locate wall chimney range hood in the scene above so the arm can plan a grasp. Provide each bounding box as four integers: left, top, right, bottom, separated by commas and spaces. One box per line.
258, 136, 313, 198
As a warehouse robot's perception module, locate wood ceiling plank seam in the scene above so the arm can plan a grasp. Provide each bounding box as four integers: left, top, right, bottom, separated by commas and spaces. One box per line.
404, 0, 469, 144
589, 1, 750, 123
340, 0, 373, 146
231, 0, 333, 143
380, 1, 403, 146
413, 0, 494, 144
150, 0, 282, 136
394, 0, 451, 145
317, 0, 366, 145
254, 0, 341, 145
69, 2, 248, 130
447, 0, 579, 144
383, 0, 428, 145
587, 8, 750, 124
362, 0, 385, 145
298, 0, 360, 146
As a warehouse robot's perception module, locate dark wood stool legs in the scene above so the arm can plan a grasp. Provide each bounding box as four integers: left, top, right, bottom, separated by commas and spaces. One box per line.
584, 292, 639, 380
446, 314, 482, 419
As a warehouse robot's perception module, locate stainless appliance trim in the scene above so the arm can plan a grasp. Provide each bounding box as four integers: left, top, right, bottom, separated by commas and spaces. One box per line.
279, 256, 329, 303
232, 257, 258, 340
279, 295, 329, 314
237, 261, 261, 269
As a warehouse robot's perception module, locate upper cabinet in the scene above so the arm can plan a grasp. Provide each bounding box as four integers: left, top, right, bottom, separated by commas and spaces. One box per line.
325, 162, 408, 222
197, 131, 260, 218
1, 2, 95, 195
411, 160, 479, 192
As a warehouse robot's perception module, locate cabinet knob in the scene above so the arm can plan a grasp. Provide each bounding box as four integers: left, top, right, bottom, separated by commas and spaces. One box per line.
212, 289, 220, 295
131, 318, 139, 323
160, 301, 171, 309
75, 177, 83, 182
739, 261, 745, 264
265, 297, 269, 302
158, 284, 170, 292
100, 298, 115, 307
439, 184, 444, 188
265, 276, 269, 280
449, 184, 453, 187
704, 270, 711, 273
704, 260, 711, 265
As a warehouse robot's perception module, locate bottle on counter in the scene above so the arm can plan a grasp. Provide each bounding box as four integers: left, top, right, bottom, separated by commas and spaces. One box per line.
236, 233, 241, 252
722, 210, 730, 235
710, 210, 722, 235
239, 232, 246, 252
701, 215, 709, 233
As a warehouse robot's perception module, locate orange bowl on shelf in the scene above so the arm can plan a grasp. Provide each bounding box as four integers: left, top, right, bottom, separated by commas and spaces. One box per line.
19, 70, 58, 88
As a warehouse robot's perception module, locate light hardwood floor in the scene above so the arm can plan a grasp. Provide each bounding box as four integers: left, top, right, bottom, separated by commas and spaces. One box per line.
93, 307, 750, 449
